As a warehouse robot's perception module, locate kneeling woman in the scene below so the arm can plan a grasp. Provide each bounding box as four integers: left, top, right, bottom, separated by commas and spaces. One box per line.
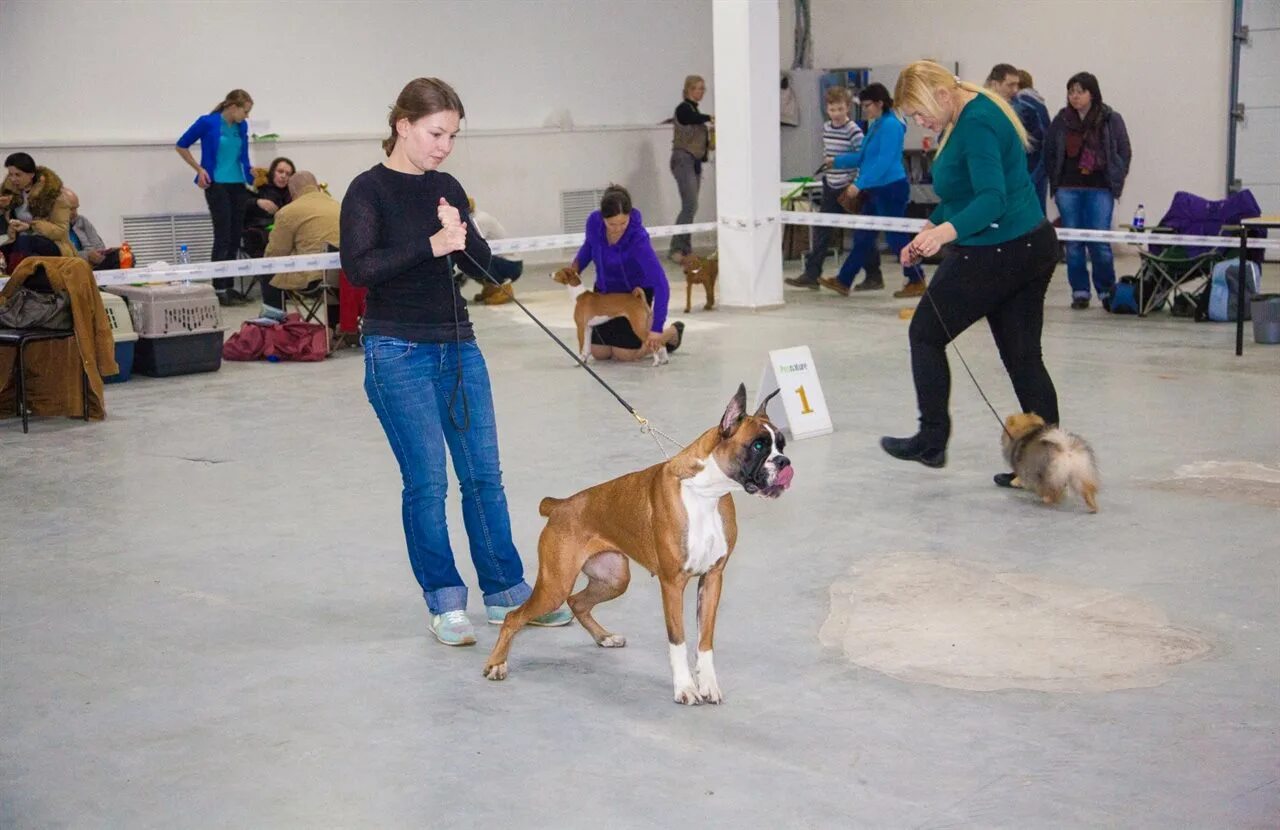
562, 186, 685, 361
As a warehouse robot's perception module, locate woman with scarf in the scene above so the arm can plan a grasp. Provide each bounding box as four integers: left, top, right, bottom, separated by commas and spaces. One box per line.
1044, 72, 1131, 309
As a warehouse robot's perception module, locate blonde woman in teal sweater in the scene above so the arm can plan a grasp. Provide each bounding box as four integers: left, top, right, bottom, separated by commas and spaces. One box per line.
880, 61, 1059, 484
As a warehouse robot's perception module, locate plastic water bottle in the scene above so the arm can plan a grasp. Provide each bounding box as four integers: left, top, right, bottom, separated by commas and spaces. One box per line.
178, 244, 191, 285
1133, 204, 1146, 230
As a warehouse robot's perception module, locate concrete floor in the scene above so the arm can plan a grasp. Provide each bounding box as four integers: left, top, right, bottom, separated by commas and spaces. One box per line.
3, 256, 1278, 828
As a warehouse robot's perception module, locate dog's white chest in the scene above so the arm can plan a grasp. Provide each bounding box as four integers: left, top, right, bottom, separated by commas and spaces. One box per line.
679, 463, 735, 574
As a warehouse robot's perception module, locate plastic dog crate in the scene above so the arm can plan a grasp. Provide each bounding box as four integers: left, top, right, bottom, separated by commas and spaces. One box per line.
104, 332, 138, 384
103, 283, 221, 337
104, 284, 223, 377
98, 292, 138, 383
99, 291, 135, 337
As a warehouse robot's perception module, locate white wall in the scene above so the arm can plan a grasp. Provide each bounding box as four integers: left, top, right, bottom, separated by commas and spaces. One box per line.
0, 0, 717, 246
784, 0, 1234, 228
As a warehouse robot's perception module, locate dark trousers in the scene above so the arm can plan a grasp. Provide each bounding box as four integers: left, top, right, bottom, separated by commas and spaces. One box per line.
205, 183, 249, 290
260, 276, 322, 311
908, 221, 1060, 447
836, 177, 922, 286
802, 182, 881, 280
669, 149, 701, 256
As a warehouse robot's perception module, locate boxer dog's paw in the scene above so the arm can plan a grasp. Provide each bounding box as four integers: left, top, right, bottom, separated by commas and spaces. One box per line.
696, 674, 723, 704
483, 662, 508, 681
595, 633, 626, 648
673, 684, 702, 706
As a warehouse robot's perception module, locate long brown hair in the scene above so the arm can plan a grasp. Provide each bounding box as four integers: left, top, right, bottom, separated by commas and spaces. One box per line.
212, 89, 253, 114
384, 78, 465, 157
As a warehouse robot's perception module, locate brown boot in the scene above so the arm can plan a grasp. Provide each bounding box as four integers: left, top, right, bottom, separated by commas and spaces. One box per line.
893, 281, 925, 298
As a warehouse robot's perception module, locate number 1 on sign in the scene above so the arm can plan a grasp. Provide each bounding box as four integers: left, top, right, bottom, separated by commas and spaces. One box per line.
795, 385, 814, 415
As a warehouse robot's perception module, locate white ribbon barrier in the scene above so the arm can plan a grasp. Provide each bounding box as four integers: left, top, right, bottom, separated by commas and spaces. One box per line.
79, 221, 720, 288
774, 211, 1280, 251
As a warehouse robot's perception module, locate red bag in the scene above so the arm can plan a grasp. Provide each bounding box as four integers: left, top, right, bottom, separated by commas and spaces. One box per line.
221, 313, 327, 362
222, 321, 269, 361
265, 314, 327, 362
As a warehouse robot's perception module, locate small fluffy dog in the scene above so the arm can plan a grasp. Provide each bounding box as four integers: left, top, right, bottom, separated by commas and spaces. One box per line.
1001, 413, 1100, 513
681, 252, 718, 313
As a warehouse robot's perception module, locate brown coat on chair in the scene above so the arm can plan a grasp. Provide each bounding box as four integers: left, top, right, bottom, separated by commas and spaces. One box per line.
681, 252, 717, 313
0, 257, 117, 421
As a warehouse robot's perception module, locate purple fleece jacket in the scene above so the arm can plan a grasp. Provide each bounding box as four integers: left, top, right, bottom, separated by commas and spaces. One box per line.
573, 209, 670, 333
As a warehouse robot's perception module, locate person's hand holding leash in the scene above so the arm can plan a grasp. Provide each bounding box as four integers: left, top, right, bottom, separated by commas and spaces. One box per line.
904, 221, 955, 264
431, 197, 467, 257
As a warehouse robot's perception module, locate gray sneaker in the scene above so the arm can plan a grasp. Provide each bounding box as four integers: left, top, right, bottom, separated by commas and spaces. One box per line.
429, 610, 477, 646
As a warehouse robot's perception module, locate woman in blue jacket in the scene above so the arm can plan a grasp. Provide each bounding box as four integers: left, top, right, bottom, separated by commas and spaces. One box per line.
819, 83, 926, 297
562, 185, 685, 362
175, 89, 254, 303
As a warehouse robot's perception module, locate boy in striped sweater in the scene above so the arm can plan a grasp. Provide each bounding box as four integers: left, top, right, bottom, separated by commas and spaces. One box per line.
787, 87, 869, 288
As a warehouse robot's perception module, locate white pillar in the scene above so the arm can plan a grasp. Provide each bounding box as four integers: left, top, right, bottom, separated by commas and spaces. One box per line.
712, 0, 783, 309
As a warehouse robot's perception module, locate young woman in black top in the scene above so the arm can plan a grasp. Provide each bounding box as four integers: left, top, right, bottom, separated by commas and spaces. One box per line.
340, 77, 569, 647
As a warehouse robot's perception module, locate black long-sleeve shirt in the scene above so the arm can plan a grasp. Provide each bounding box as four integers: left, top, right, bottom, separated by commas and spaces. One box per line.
674, 99, 712, 126
339, 163, 491, 343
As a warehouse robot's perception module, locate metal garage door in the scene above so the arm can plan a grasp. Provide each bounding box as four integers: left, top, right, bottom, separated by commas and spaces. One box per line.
1230, 0, 1280, 214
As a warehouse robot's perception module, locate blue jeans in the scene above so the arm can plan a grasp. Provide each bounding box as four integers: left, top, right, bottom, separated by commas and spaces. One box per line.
1054, 187, 1115, 300
364, 335, 533, 615
836, 177, 924, 287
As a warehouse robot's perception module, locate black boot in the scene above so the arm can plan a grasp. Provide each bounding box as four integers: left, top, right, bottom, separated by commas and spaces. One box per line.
880, 434, 946, 468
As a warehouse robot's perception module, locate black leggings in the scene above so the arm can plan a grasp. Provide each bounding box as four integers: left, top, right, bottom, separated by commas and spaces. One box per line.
205, 183, 249, 290
908, 221, 1060, 447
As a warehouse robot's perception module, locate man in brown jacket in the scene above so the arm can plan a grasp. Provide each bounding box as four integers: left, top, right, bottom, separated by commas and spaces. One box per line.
260, 171, 340, 319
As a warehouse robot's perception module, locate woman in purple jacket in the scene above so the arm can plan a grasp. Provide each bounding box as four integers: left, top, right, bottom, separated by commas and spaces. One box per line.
563, 186, 686, 361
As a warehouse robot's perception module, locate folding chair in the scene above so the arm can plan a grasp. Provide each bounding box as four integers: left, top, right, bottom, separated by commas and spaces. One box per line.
282, 264, 340, 353
1135, 245, 1223, 316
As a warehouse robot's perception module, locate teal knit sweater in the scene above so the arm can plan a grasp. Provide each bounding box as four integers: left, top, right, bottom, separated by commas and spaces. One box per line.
929, 93, 1044, 246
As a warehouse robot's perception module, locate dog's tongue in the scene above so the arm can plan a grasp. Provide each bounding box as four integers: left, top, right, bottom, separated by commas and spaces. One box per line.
775, 465, 794, 489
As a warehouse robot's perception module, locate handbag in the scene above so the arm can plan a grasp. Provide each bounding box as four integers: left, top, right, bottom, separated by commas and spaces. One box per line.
0, 287, 73, 330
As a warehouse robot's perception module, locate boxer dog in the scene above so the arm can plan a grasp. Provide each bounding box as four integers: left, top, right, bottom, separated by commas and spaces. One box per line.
553, 266, 666, 366
483, 384, 794, 705
681, 251, 718, 313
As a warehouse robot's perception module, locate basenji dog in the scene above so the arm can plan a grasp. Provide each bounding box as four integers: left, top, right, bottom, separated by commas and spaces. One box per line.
681, 252, 718, 313
552, 266, 666, 366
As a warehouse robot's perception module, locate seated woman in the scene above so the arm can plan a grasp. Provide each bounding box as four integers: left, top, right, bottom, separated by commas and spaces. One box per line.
242, 156, 294, 257
562, 185, 685, 362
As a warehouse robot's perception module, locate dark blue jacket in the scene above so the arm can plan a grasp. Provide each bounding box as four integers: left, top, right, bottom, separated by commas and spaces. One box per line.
176, 113, 252, 186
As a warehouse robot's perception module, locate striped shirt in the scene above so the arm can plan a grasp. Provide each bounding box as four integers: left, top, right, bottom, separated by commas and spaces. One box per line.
822, 119, 864, 188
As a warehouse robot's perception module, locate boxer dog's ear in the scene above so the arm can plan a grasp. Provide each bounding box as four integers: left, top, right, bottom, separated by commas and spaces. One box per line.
753, 388, 780, 419
720, 383, 748, 437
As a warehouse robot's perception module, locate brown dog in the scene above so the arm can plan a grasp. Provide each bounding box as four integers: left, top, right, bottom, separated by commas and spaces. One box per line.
681, 252, 718, 313
552, 266, 665, 365
1002, 413, 1100, 513
483, 384, 794, 704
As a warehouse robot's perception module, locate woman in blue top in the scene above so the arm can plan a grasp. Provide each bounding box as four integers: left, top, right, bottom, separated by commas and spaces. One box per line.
880, 61, 1059, 480
562, 186, 685, 362
819, 83, 925, 297
175, 89, 254, 303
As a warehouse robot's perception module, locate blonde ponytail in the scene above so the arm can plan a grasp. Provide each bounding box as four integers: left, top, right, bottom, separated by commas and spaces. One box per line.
894, 61, 1027, 154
